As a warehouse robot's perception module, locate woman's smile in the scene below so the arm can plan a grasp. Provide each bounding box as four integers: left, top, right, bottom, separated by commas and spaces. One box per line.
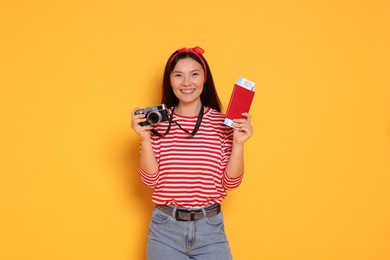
180, 88, 196, 94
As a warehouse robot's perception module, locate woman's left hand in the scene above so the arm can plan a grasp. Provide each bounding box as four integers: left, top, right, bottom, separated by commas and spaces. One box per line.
232, 113, 253, 145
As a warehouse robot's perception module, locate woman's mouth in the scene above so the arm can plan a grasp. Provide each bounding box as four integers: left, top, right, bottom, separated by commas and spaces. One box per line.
180, 89, 196, 94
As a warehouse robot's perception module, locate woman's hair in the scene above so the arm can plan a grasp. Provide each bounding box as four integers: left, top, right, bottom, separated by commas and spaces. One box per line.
161, 49, 222, 112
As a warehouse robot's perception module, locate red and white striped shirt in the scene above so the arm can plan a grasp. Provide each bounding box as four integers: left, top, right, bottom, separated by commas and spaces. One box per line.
139, 107, 243, 208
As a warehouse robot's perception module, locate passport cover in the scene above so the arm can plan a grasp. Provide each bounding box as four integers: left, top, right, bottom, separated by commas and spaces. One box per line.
224, 78, 256, 128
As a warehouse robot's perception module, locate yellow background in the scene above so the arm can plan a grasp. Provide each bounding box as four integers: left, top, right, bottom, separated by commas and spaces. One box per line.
1, 0, 389, 259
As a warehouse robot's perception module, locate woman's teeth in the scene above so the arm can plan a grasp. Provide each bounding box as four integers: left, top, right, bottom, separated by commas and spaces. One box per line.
181, 89, 195, 94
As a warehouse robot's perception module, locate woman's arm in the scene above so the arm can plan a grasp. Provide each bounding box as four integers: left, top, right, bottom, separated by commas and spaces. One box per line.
225, 113, 253, 178
131, 107, 158, 175
138, 139, 158, 175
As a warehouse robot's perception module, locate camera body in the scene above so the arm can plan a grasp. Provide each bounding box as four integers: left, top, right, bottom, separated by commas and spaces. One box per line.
134, 104, 169, 126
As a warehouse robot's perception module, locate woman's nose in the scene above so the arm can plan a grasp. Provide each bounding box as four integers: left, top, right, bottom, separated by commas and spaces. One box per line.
182, 76, 191, 86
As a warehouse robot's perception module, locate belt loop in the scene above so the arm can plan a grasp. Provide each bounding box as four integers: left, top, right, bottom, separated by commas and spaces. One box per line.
201, 207, 207, 217
171, 207, 177, 219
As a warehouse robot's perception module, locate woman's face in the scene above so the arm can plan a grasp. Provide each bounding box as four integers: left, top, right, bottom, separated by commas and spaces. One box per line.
170, 57, 205, 106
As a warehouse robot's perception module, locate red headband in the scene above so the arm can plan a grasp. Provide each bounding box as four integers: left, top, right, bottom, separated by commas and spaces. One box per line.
169, 46, 208, 81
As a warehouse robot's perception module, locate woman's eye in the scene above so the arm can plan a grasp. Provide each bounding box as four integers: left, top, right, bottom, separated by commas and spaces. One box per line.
174, 74, 182, 77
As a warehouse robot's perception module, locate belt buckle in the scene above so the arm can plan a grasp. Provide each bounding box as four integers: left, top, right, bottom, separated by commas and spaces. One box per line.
176, 209, 197, 221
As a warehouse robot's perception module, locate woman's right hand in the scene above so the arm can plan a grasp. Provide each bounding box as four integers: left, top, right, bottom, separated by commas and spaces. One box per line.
131, 107, 153, 141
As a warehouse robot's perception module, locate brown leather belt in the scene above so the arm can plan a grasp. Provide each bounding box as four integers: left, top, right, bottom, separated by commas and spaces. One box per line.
156, 204, 221, 221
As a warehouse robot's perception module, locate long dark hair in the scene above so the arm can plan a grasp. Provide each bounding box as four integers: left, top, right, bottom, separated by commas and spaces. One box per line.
161, 50, 222, 112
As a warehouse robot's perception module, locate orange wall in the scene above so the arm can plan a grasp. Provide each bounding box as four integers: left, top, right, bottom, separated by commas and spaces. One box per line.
0, 0, 389, 259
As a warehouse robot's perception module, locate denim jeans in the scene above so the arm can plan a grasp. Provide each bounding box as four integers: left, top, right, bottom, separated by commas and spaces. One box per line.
146, 206, 233, 260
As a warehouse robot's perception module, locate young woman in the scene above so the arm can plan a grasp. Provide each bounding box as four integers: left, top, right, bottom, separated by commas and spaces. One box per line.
131, 46, 253, 260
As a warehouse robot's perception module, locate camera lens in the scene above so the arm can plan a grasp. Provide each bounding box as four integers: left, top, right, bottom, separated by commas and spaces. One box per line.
147, 112, 162, 125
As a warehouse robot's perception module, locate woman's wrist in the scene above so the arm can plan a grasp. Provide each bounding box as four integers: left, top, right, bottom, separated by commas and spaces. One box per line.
232, 142, 244, 150
140, 136, 152, 144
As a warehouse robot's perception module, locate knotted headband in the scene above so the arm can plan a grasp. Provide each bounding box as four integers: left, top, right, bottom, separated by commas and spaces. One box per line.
169, 46, 208, 81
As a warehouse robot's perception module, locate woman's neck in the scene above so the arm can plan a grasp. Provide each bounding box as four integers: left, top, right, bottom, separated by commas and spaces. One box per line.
175, 102, 202, 116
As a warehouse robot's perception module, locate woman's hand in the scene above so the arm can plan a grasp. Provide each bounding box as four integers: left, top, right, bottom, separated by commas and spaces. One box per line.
232, 113, 253, 145
131, 107, 153, 142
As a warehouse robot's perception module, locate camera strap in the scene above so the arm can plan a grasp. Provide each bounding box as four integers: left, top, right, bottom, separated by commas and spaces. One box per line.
151, 105, 204, 137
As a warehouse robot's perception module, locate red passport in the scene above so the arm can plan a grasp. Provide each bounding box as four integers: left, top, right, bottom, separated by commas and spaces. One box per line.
224, 78, 255, 128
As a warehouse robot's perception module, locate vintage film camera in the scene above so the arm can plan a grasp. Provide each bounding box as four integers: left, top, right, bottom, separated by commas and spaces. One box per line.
134, 104, 169, 126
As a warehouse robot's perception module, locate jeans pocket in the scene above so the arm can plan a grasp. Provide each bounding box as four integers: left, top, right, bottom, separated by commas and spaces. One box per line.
151, 208, 172, 224
205, 212, 224, 226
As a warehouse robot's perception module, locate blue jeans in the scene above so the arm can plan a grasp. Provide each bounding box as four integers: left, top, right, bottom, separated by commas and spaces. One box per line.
146, 206, 233, 260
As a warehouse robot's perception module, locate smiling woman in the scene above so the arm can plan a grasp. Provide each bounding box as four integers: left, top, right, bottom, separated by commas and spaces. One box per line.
130, 46, 254, 259
1, 0, 389, 259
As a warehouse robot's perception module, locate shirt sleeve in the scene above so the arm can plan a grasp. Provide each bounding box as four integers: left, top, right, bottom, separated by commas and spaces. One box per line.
223, 172, 244, 190
138, 167, 159, 188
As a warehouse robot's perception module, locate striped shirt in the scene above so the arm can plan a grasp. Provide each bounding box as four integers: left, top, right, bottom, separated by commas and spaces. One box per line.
139, 107, 243, 208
